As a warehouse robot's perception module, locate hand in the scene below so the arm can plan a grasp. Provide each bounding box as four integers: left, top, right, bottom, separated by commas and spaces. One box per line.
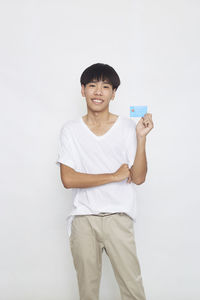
136, 113, 154, 138
127, 170, 132, 184
113, 164, 132, 183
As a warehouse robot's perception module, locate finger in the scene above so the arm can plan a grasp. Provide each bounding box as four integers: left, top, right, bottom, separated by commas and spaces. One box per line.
127, 175, 132, 183
143, 119, 149, 124
143, 120, 150, 127
146, 114, 152, 121
143, 118, 153, 125
143, 116, 151, 122
143, 113, 152, 119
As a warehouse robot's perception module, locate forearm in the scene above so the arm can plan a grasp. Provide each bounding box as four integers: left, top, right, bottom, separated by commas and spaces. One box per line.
130, 136, 147, 183
65, 171, 116, 189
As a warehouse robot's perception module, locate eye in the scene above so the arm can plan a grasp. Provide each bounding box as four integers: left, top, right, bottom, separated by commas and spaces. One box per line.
104, 86, 109, 88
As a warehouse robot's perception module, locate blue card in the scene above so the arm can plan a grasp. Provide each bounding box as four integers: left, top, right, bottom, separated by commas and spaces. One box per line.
130, 106, 147, 117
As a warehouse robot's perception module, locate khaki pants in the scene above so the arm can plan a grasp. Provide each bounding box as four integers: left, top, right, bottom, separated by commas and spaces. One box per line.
69, 212, 146, 300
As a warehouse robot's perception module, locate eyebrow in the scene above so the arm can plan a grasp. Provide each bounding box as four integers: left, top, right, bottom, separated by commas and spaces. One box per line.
90, 80, 111, 84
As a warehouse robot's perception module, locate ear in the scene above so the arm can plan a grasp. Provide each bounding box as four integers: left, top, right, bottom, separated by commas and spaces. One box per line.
111, 89, 116, 100
81, 84, 85, 97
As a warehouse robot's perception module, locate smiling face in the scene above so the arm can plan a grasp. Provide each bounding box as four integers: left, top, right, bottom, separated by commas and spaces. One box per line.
81, 79, 116, 113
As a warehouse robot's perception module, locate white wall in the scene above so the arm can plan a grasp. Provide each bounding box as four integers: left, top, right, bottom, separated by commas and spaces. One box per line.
1, 0, 200, 299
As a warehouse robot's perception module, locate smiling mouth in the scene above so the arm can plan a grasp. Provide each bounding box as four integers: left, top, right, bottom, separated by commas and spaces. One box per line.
91, 99, 104, 104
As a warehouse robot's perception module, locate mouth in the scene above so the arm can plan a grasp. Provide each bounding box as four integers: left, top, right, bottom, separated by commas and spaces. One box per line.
91, 98, 104, 105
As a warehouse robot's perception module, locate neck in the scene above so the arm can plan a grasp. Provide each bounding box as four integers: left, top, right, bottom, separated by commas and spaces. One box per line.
84, 111, 112, 125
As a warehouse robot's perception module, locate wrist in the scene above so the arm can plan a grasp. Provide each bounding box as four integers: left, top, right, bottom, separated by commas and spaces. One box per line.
111, 172, 117, 182
136, 135, 146, 142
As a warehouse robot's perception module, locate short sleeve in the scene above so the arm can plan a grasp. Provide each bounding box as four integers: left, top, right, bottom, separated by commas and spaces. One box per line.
125, 119, 137, 169
56, 125, 76, 169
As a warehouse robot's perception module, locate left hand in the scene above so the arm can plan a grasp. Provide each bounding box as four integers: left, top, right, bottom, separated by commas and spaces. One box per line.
127, 113, 154, 184
136, 113, 154, 138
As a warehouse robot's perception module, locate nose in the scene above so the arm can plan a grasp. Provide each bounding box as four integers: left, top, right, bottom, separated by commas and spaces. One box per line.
94, 86, 103, 95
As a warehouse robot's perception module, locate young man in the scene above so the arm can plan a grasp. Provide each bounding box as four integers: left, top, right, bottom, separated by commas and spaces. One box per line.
56, 63, 153, 300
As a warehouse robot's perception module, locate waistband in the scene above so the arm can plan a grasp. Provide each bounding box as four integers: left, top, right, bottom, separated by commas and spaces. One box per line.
91, 212, 126, 217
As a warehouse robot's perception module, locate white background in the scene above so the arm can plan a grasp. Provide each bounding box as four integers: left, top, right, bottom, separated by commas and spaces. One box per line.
1, 0, 200, 299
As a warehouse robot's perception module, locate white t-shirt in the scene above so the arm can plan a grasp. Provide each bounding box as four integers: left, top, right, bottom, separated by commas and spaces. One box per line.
56, 115, 138, 238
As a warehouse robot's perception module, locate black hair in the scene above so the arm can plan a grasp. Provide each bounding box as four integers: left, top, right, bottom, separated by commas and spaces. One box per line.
80, 63, 121, 91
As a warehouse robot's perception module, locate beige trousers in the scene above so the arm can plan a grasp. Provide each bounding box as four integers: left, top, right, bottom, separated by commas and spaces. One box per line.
69, 212, 146, 300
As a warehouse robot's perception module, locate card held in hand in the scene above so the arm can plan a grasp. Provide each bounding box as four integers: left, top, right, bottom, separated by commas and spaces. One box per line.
130, 106, 147, 117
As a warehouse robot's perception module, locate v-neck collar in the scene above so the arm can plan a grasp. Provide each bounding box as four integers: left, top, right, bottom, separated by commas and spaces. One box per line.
80, 115, 121, 140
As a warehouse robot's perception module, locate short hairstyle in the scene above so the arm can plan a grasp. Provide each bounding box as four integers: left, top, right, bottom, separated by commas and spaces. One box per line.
80, 63, 121, 91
